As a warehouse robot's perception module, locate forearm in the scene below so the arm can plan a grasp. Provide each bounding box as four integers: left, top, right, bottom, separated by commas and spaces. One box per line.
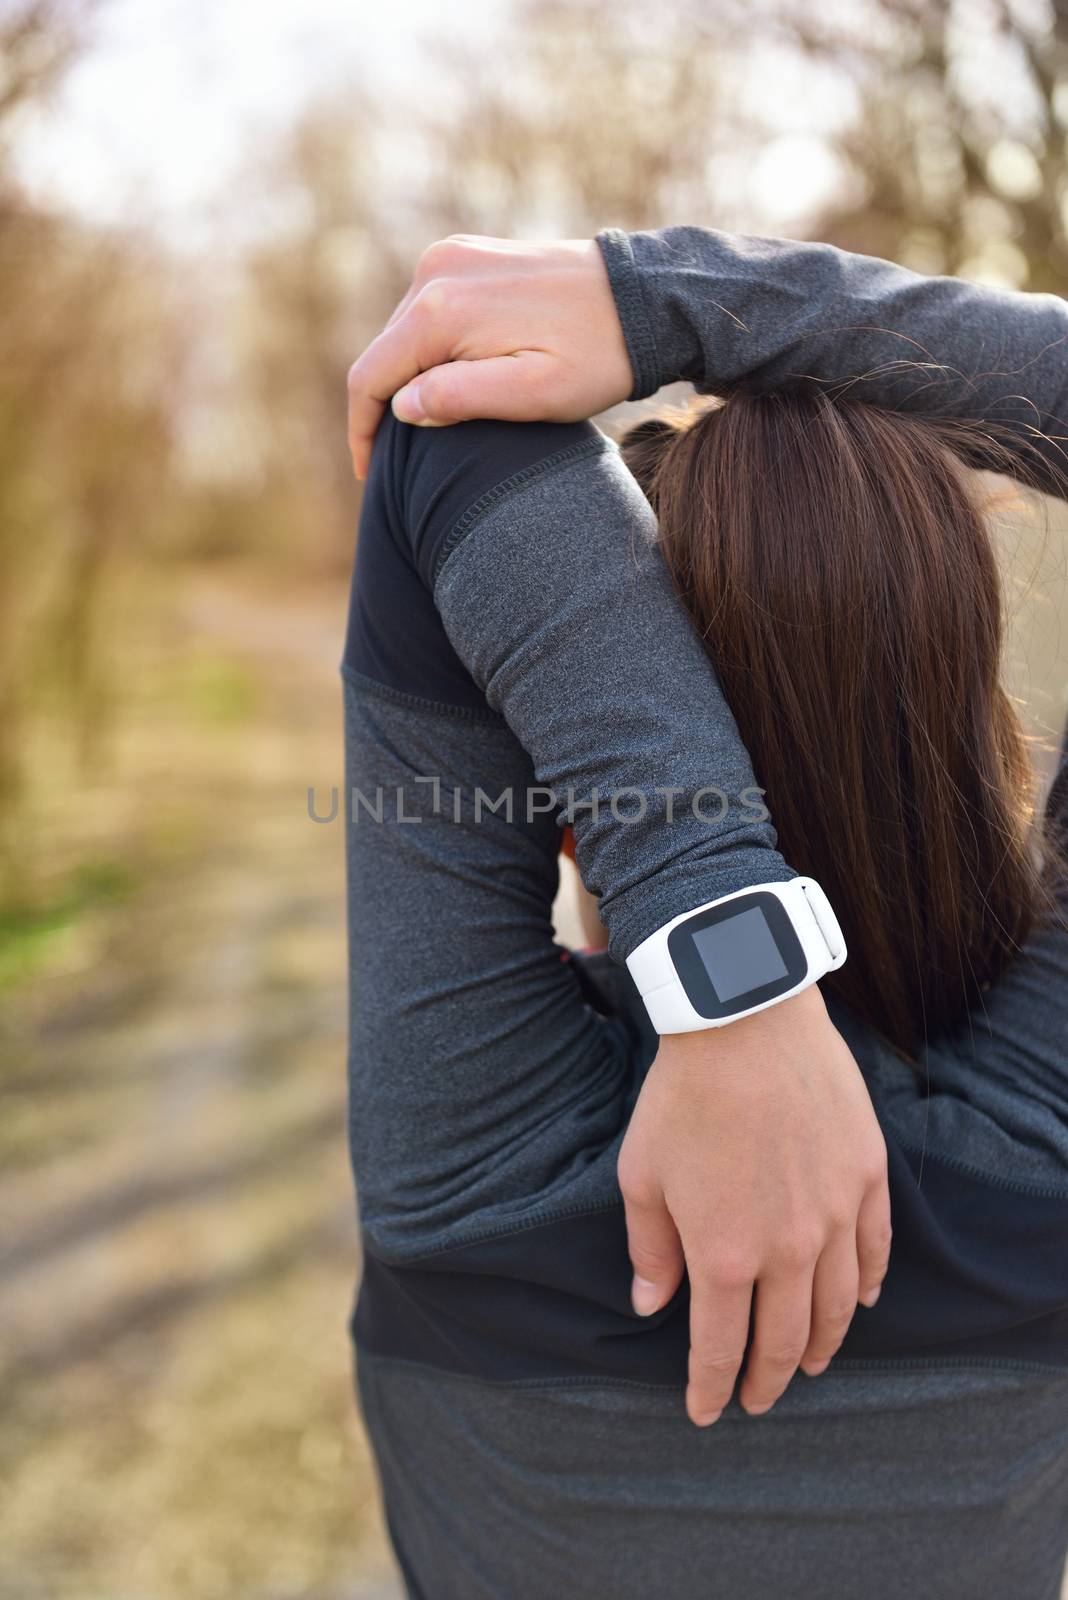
598, 226, 1068, 494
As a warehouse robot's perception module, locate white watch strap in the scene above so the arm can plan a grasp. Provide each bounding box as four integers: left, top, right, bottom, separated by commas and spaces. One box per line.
626, 878, 845, 1034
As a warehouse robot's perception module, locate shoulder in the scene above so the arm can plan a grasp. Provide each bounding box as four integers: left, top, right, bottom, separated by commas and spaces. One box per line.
345, 413, 608, 709
371, 412, 612, 589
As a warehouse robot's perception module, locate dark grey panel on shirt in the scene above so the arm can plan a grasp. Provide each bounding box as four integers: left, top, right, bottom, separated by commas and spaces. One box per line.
343, 414, 610, 711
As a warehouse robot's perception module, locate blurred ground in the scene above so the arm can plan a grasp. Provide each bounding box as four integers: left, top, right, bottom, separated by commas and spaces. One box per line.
0, 569, 403, 1599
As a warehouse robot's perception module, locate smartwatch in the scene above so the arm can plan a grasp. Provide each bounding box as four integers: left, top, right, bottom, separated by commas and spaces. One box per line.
625, 878, 846, 1034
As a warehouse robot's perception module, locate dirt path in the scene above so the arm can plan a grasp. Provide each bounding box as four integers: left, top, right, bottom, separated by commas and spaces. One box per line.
0, 572, 402, 1599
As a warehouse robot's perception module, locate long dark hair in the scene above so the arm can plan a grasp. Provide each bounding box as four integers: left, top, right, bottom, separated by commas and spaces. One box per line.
623, 392, 1054, 1056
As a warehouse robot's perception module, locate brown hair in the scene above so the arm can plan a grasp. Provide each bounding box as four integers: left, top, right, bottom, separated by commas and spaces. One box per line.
623, 392, 1052, 1056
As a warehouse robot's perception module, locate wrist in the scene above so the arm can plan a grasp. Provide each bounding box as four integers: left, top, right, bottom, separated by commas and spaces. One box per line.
660, 984, 828, 1062
626, 877, 846, 1034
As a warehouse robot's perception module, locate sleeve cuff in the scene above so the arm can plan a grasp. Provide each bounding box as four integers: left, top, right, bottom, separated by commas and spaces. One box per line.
596, 228, 663, 401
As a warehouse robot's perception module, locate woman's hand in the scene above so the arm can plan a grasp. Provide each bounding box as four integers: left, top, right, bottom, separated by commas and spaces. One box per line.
346, 236, 631, 479
617, 985, 891, 1425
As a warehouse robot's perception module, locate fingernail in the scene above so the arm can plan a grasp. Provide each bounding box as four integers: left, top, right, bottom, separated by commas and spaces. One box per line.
803, 1359, 830, 1377
861, 1287, 881, 1308
744, 1401, 772, 1416
631, 1276, 664, 1317
392, 381, 426, 424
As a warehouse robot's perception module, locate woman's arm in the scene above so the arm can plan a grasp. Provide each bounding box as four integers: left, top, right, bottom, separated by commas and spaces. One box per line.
348, 230, 1068, 497
597, 226, 1068, 492
379, 411, 889, 1422
418, 422, 788, 955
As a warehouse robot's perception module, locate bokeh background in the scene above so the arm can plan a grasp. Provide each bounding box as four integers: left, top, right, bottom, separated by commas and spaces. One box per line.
1, 1, 1067, 1596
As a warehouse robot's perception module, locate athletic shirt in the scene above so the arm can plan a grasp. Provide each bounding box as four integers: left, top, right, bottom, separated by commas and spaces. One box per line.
342, 407, 1068, 1386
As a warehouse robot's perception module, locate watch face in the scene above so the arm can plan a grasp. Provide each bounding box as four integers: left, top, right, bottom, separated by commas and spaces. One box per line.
668, 891, 808, 1020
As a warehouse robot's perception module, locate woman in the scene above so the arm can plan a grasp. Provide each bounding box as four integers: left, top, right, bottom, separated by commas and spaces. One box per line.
343, 231, 1068, 1598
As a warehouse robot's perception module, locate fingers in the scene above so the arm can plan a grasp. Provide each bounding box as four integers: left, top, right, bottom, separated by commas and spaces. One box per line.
738, 1266, 813, 1416
621, 1180, 685, 1320
347, 309, 433, 479
392, 351, 555, 426
856, 1170, 892, 1307
348, 250, 469, 473
346, 285, 553, 477
799, 1227, 860, 1376
348, 396, 385, 482
744, 1179, 890, 1402
687, 1271, 754, 1426
383, 236, 503, 332
384, 281, 419, 331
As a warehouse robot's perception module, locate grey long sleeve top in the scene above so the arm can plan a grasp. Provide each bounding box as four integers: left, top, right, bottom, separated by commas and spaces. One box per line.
342, 228, 1068, 1385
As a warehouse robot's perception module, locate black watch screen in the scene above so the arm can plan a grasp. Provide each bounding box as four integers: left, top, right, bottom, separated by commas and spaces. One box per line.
667, 890, 809, 1020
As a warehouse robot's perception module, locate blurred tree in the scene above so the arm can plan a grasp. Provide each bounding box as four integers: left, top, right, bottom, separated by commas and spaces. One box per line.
226, 0, 1068, 587
0, 0, 96, 144
0, 0, 179, 902
417, 0, 1068, 287
236, 100, 409, 573
419, 0, 728, 236
4, 0, 1068, 926
781, 0, 1068, 290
